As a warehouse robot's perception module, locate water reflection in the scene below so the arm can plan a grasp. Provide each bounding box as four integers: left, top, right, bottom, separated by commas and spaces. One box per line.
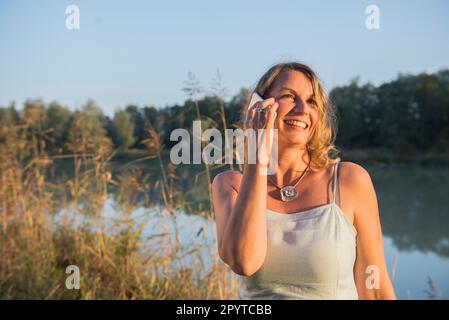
370, 163, 449, 258
53, 160, 449, 299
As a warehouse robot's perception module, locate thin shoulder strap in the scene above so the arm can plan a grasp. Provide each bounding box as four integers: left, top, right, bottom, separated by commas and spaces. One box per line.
333, 162, 339, 205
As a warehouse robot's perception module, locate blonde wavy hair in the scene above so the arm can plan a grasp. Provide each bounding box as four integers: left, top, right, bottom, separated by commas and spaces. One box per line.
254, 62, 340, 171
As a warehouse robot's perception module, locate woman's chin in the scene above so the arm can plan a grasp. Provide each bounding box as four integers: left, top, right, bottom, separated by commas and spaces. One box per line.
280, 137, 308, 148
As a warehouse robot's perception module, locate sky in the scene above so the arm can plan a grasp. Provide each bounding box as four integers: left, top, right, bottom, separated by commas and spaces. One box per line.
0, 0, 448, 116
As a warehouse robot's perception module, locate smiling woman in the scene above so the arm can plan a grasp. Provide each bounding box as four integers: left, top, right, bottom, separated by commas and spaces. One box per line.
255, 62, 339, 172
212, 62, 397, 300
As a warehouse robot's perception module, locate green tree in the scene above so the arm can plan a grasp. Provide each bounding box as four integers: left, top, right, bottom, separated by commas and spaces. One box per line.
66, 100, 112, 156
46, 102, 72, 151
0, 104, 20, 126
111, 110, 136, 149
124, 105, 145, 146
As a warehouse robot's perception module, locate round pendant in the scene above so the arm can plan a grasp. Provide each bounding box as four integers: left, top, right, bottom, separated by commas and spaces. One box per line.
280, 186, 298, 202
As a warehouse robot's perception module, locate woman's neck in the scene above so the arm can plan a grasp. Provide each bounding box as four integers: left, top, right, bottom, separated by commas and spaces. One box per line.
271, 145, 311, 186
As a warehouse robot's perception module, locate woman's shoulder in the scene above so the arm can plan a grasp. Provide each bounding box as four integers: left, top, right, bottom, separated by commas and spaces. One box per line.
338, 161, 373, 191
338, 161, 371, 177
212, 170, 243, 193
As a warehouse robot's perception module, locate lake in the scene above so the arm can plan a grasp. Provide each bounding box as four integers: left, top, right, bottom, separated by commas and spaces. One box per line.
78, 162, 449, 299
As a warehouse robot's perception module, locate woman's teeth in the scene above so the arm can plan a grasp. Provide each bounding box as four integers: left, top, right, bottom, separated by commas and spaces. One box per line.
284, 119, 308, 129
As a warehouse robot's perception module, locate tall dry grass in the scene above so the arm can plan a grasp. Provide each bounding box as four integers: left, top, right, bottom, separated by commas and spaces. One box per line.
0, 105, 239, 299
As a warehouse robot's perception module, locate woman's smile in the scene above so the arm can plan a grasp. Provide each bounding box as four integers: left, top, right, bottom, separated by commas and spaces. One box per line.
282, 118, 309, 132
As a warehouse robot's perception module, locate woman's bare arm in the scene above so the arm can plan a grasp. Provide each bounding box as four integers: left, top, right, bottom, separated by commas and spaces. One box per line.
212, 97, 278, 276
212, 165, 268, 276
341, 162, 397, 299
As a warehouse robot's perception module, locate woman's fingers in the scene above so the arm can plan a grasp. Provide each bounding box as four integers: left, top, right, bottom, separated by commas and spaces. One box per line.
259, 97, 275, 109
245, 105, 257, 129
264, 102, 278, 165
248, 97, 274, 112
245, 97, 276, 129
243, 97, 278, 166
255, 98, 275, 129
266, 102, 278, 129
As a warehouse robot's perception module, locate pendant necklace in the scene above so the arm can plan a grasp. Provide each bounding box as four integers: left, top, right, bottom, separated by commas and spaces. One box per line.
268, 158, 311, 202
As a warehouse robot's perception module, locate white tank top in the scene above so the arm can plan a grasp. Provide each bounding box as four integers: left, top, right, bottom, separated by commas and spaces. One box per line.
238, 162, 359, 300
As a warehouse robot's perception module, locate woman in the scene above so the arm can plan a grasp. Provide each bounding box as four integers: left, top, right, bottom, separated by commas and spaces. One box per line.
212, 62, 396, 300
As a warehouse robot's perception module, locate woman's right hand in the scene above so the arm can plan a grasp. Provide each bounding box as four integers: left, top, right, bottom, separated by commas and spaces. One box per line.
244, 97, 279, 168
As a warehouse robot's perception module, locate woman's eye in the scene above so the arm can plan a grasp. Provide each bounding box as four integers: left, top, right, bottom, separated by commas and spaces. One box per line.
280, 94, 295, 100
307, 99, 317, 105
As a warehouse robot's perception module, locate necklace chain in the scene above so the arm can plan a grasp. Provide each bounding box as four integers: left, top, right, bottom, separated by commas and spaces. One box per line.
268, 159, 311, 190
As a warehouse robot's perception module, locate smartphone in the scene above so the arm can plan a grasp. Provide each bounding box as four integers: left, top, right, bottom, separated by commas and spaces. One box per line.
248, 91, 277, 120
248, 91, 264, 110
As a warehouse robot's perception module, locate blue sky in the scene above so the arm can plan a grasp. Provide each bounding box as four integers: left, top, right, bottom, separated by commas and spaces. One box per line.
0, 0, 448, 116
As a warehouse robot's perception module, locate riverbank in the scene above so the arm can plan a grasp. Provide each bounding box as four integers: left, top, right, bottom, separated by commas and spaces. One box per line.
340, 147, 449, 166
113, 147, 449, 167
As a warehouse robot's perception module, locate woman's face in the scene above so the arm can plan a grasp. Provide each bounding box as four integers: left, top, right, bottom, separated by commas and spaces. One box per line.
267, 69, 319, 148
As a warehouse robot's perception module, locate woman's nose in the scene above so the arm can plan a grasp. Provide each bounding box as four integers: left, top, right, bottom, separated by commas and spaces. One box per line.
293, 98, 309, 114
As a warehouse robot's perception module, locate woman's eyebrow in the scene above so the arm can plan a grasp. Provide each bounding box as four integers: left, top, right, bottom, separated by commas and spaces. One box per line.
280, 87, 315, 98
279, 87, 298, 95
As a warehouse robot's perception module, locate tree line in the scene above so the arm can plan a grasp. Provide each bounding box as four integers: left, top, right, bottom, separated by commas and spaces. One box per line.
1, 69, 448, 160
